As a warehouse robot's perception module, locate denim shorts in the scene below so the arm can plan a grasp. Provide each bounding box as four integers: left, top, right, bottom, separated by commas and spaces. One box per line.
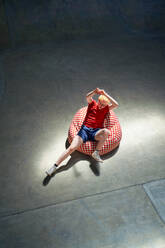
77, 125, 100, 143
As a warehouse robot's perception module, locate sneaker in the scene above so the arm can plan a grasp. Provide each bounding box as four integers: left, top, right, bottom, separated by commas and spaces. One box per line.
92, 151, 103, 163
46, 164, 57, 176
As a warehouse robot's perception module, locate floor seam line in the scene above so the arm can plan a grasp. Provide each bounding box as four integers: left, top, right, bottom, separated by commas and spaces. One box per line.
142, 185, 165, 225
1, 177, 165, 219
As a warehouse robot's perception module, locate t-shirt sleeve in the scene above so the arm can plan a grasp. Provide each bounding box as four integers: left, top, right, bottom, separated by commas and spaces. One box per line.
88, 99, 96, 106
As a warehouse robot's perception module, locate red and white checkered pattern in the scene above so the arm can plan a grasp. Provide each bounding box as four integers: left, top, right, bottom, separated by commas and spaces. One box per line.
68, 106, 122, 155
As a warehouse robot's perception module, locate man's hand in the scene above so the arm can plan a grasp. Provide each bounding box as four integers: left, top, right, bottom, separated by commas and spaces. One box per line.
86, 88, 118, 109
86, 88, 106, 104
96, 88, 105, 95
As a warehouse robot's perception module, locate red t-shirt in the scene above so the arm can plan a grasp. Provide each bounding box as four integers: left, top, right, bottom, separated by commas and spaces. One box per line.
83, 100, 109, 128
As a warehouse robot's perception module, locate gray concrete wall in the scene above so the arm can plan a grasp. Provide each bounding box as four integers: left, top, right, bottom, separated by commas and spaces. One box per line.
0, 0, 165, 48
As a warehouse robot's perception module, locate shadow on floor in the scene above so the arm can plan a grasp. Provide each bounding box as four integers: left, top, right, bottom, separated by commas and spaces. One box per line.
43, 139, 119, 186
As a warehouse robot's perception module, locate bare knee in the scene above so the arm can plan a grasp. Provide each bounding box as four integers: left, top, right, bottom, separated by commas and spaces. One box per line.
104, 128, 110, 136
68, 144, 77, 154
102, 128, 110, 138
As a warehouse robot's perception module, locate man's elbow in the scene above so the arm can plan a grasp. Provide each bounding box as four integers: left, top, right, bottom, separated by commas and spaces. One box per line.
110, 103, 119, 109
114, 102, 119, 108
86, 96, 92, 104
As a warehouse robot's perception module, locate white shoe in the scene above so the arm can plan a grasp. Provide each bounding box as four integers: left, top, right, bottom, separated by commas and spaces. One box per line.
92, 151, 103, 163
46, 164, 57, 176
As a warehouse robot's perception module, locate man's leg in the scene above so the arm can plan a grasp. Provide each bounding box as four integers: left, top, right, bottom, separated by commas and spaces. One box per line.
46, 135, 83, 176
55, 135, 83, 165
92, 128, 110, 162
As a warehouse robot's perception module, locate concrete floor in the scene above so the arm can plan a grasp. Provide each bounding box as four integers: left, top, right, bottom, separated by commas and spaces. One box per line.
0, 35, 165, 248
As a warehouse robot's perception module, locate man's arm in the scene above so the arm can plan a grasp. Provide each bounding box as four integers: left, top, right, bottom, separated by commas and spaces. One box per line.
86, 88, 98, 104
97, 88, 119, 110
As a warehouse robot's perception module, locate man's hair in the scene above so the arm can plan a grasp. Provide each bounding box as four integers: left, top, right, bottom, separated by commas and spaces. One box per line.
98, 95, 110, 104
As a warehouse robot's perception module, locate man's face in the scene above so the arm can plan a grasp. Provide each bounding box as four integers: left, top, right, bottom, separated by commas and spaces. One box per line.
98, 99, 108, 109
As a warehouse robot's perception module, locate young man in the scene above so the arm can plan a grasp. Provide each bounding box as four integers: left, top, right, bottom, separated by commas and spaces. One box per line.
46, 88, 118, 176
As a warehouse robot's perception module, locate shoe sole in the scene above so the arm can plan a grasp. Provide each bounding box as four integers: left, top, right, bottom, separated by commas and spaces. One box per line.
45, 170, 56, 176
91, 154, 103, 163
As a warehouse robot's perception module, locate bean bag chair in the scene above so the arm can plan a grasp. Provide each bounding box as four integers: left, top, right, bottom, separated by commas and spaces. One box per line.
68, 106, 122, 155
